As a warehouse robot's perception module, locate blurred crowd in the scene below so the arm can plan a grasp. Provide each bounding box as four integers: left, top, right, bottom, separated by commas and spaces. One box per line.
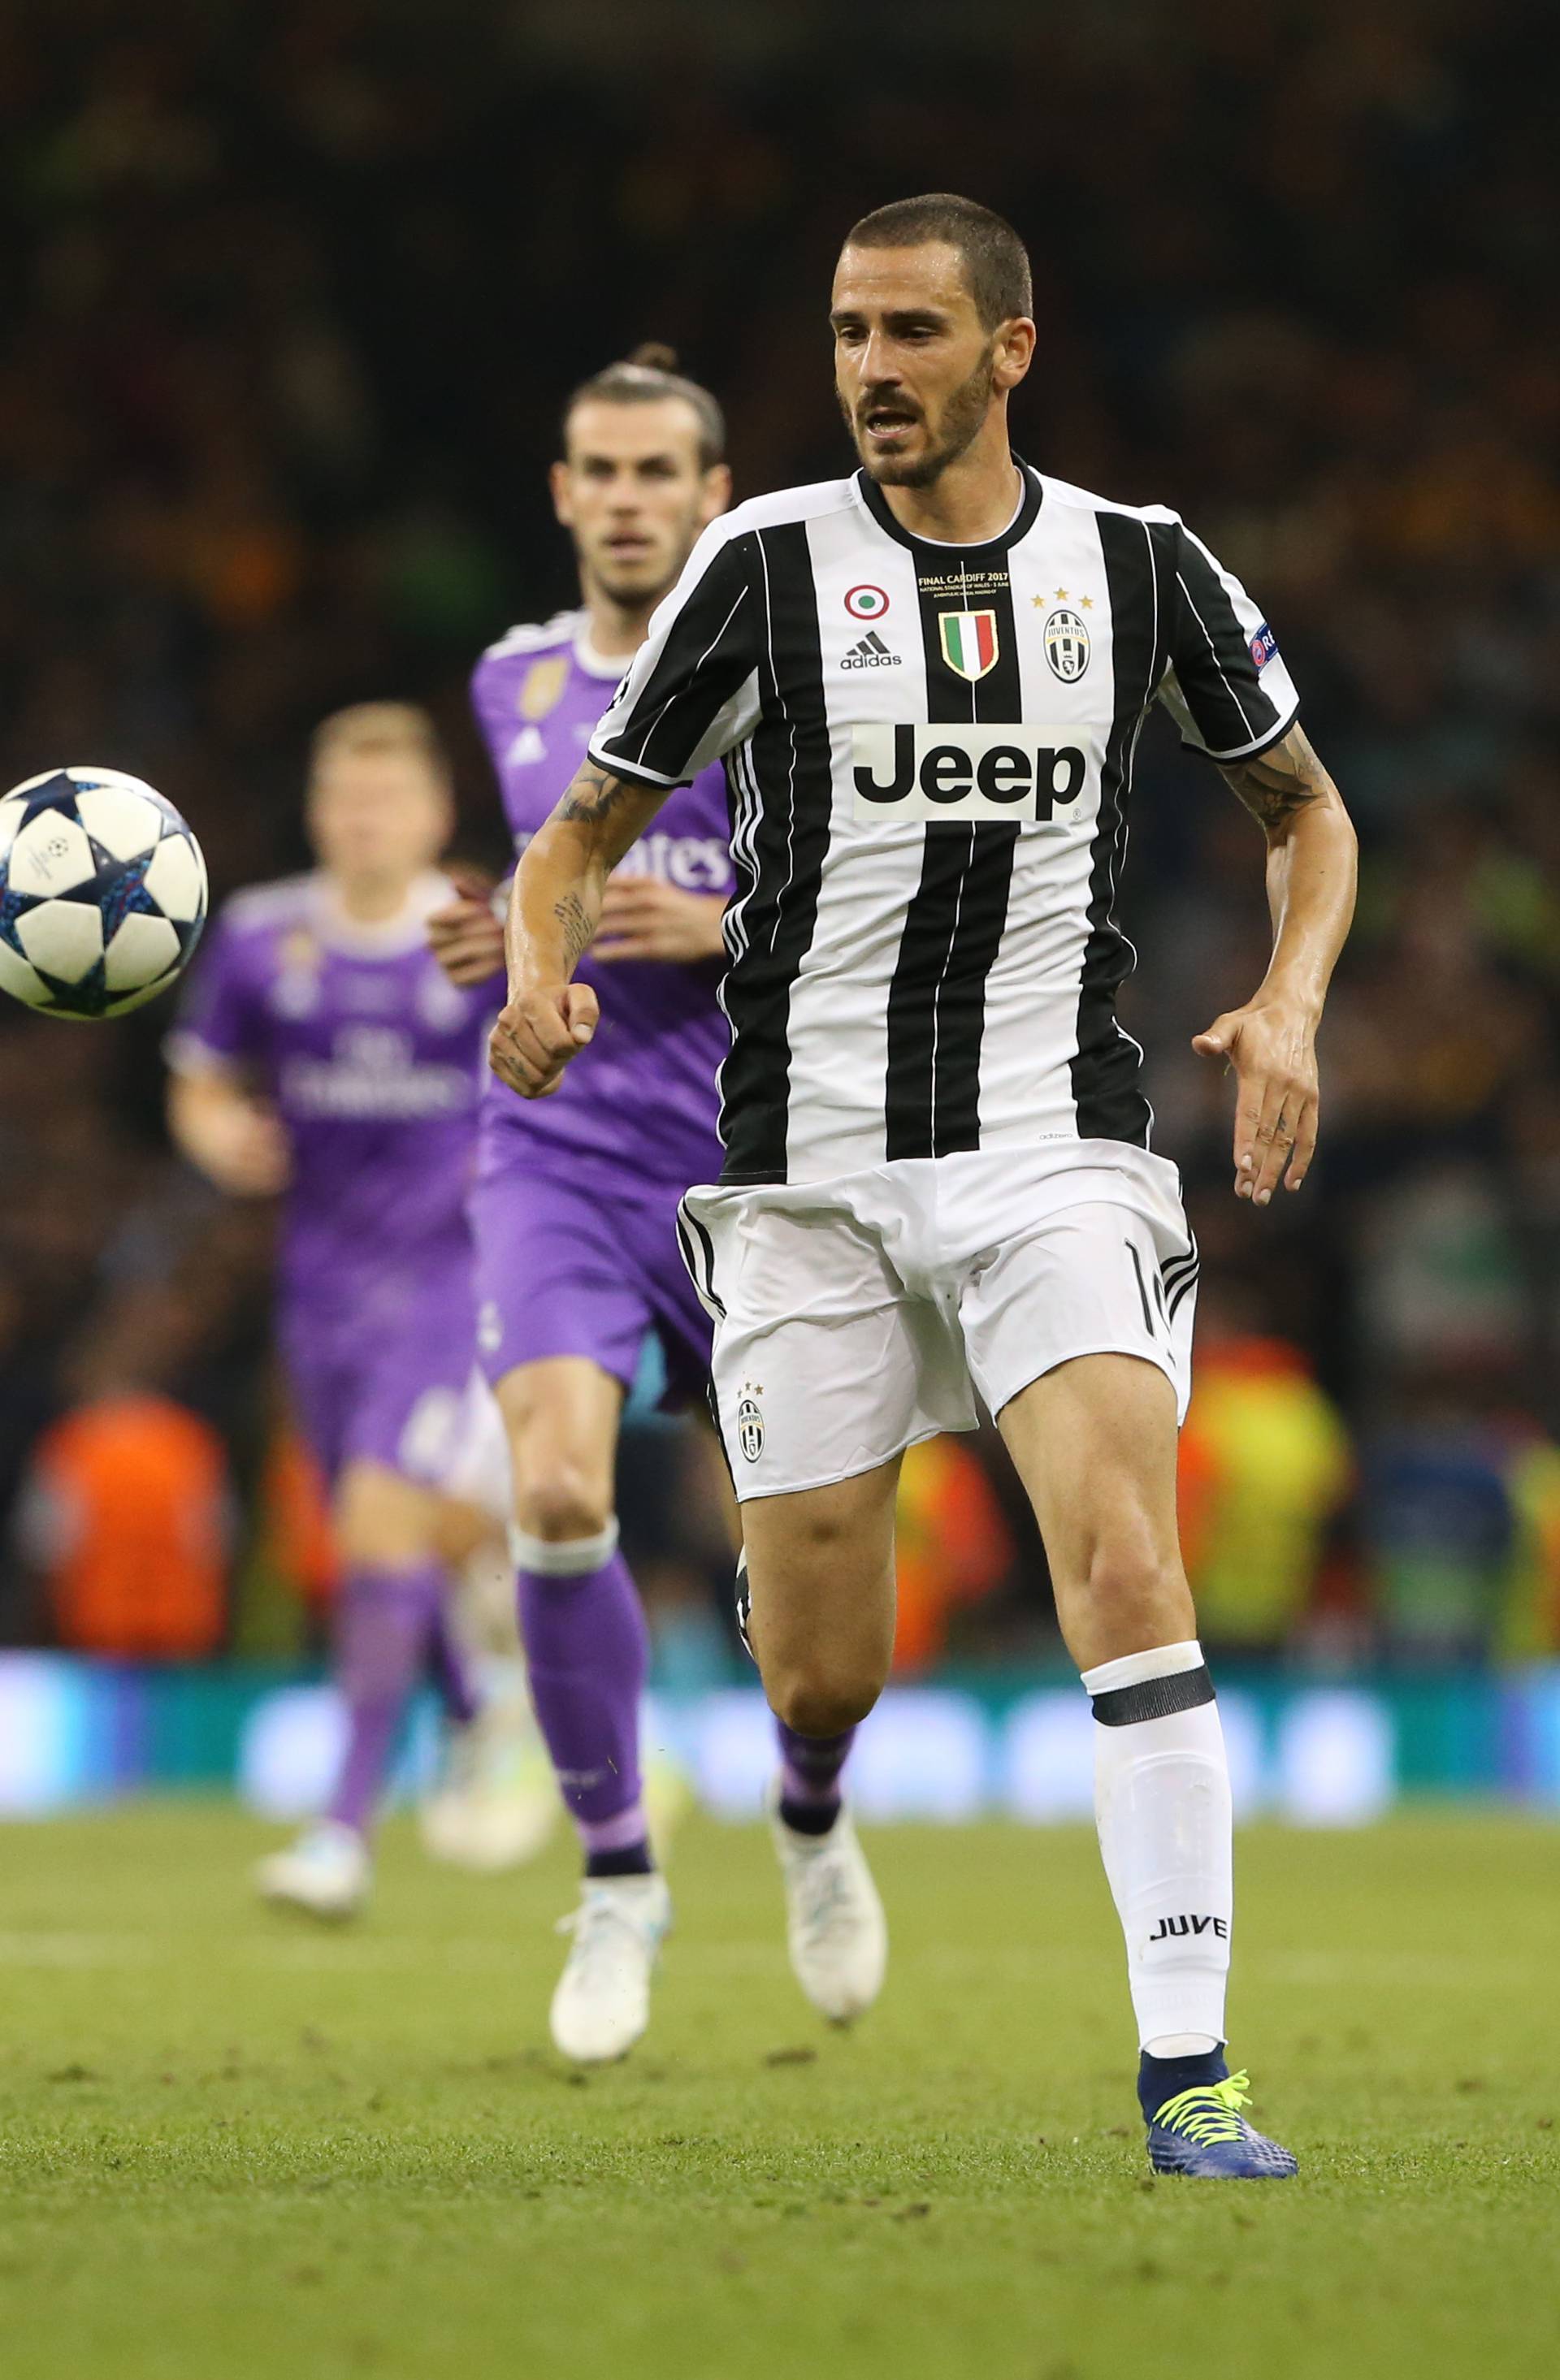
2, 0, 1558, 1670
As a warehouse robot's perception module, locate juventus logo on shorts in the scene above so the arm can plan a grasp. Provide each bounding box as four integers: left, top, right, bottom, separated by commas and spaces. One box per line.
736, 1385, 765, 1462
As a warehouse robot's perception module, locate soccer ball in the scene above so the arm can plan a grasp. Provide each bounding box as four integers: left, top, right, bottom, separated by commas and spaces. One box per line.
0, 768, 208, 1020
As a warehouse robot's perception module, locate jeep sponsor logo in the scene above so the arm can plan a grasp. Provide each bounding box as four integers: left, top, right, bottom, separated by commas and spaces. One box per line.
852, 723, 1093, 824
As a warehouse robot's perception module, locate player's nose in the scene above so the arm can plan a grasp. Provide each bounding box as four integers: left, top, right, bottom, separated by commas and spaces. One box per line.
857, 331, 903, 388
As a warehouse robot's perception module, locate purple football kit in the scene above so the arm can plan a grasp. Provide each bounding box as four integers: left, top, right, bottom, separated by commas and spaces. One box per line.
470, 606, 761, 1869
468, 609, 733, 1405
169, 872, 492, 1488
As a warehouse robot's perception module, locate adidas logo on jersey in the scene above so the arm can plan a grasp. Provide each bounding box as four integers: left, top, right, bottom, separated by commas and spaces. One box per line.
841, 631, 902, 670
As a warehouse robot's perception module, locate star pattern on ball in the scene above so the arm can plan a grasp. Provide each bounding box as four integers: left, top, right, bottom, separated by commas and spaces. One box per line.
0, 881, 41, 953
61, 841, 162, 941
16, 772, 85, 826
0, 773, 206, 1020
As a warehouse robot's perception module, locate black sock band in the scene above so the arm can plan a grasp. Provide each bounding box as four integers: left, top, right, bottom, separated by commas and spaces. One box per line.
778, 1796, 839, 1837
585, 1841, 654, 1878
1090, 1664, 1216, 1728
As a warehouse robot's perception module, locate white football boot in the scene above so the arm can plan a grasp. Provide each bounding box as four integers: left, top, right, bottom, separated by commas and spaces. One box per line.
548, 1872, 672, 2064
419, 1689, 559, 1873
770, 1794, 887, 2024
255, 1821, 370, 1919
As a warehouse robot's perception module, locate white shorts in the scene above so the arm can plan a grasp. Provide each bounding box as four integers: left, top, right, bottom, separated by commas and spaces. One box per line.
437, 1368, 514, 1524
679, 1144, 1198, 1502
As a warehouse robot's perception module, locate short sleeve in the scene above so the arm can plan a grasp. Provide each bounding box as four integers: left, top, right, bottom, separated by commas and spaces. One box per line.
1155, 521, 1300, 763
163, 910, 266, 1075
588, 522, 761, 790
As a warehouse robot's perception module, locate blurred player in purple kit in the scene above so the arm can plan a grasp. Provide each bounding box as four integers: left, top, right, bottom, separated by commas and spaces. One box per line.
430, 349, 886, 2060
168, 703, 537, 1917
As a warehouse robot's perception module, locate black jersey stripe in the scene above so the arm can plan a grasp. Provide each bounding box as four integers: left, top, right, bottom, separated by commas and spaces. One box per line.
716, 521, 833, 1185
884, 549, 1024, 1159
1171, 529, 1284, 759
1069, 511, 1164, 1145
927, 565, 1023, 1155
593, 534, 757, 786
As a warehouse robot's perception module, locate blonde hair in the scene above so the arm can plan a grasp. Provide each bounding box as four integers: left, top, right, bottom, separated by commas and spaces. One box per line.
308, 702, 452, 790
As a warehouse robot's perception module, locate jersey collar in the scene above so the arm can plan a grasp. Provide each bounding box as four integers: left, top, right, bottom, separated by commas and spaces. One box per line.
853, 456, 1042, 557
310, 870, 448, 956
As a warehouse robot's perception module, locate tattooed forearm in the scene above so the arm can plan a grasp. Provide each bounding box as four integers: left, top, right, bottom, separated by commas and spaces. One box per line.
1219, 725, 1334, 837
552, 892, 592, 970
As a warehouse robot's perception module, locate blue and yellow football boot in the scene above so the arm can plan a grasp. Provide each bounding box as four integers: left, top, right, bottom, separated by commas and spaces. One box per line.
1143, 2063, 1298, 2179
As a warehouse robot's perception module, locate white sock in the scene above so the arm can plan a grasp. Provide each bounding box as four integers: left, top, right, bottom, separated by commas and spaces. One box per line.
1081, 1640, 1232, 2055
508, 1519, 620, 1576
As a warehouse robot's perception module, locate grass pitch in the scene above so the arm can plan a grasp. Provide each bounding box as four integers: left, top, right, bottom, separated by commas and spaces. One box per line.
1, 1806, 1557, 2380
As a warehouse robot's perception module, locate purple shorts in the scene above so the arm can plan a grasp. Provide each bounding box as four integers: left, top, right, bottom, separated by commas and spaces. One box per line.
280, 1258, 478, 1491
469, 1158, 712, 1407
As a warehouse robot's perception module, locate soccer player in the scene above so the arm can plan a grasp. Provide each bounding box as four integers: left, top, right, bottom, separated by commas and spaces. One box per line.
428, 349, 886, 2062
488, 200, 1358, 2175
167, 703, 520, 1916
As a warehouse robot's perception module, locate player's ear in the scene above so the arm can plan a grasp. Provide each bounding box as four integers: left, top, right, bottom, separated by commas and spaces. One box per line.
549, 457, 575, 528
699, 462, 733, 526
993, 317, 1037, 394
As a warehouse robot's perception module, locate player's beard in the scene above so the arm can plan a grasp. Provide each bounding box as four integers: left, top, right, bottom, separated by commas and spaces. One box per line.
585, 504, 703, 612
846, 343, 998, 489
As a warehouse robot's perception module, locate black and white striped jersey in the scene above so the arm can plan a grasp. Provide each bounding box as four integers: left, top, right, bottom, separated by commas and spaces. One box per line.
588, 461, 1299, 1187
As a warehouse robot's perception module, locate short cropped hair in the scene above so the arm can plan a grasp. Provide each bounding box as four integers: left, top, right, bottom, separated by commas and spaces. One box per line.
309, 702, 451, 790
562, 344, 726, 472
843, 193, 1034, 331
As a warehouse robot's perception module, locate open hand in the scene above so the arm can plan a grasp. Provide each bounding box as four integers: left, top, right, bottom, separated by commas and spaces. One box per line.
204, 1103, 291, 1197
488, 980, 600, 1099
594, 878, 726, 963
1193, 999, 1319, 1204
428, 865, 505, 987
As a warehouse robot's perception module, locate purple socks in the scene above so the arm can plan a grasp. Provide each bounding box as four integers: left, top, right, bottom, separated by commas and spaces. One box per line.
776, 1720, 856, 1837
327, 1560, 448, 1837
513, 1525, 652, 1876
425, 1600, 479, 1730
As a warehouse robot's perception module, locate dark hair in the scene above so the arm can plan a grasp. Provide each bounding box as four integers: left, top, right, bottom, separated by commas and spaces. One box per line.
843, 194, 1033, 332
562, 344, 726, 470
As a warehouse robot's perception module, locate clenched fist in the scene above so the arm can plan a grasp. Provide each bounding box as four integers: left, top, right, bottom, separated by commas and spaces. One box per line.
488, 980, 600, 1098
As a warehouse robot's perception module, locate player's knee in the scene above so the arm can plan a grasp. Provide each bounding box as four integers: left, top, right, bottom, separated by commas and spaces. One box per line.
1081, 1538, 1186, 1634
335, 1465, 436, 1567
767, 1658, 883, 1737
512, 1467, 613, 1545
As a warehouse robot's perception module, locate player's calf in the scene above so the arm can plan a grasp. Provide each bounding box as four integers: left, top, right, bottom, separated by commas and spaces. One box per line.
739, 1466, 899, 1735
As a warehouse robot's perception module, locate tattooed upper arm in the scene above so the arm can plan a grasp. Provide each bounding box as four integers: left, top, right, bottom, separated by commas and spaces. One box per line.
552, 759, 666, 865
557, 760, 637, 829
1217, 724, 1336, 837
